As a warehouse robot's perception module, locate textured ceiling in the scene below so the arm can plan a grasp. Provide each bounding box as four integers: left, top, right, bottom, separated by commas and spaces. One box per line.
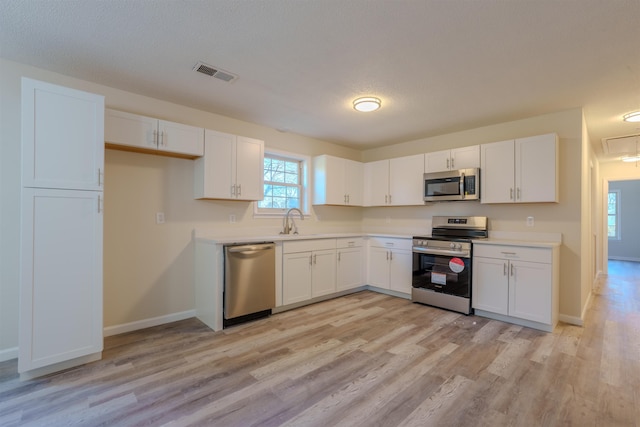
1, 0, 640, 160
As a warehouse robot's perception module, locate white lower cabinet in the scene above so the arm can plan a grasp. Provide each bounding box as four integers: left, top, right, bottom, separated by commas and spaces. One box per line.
367, 237, 412, 295
336, 238, 364, 291
20, 188, 103, 373
282, 239, 336, 305
472, 242, 559, 332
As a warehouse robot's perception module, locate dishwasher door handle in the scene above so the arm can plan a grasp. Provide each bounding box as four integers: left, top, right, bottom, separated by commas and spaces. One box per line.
226, 243, 275, 253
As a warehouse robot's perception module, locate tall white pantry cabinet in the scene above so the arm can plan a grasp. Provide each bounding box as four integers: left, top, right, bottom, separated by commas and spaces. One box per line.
19, 78, 105, 377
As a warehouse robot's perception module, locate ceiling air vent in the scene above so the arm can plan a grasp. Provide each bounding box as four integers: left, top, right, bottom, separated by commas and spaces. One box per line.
601, 134, 640, 155
193, 61, 238, 83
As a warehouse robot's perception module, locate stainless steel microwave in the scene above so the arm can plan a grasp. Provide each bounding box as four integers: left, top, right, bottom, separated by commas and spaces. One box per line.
423, 168, 480, 202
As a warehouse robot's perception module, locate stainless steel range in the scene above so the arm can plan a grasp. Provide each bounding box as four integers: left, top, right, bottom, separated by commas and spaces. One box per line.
412, 216, 488, 314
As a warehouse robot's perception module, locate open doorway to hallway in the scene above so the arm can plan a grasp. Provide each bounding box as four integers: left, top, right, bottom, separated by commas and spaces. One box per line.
607, 179, 640, 269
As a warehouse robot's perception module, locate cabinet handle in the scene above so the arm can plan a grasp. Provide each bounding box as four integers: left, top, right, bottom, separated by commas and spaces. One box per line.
510, 263, 514, 276
384, 194, 388, 204
337, 252, 341, 262
389, 251, 393, 261
388, 194, 392, 204
501, 251, 517, 256
159, 131, 165, 147
98, 168, 103, 187
503, 263, 507, 276
344, 194, 348, 204
309, 255, 313, 266
510, 188, 514, 200
386, 251, 389, 261
313, 254, 317, 265
446, 158, 450, 169
98, 195, 103, 213
231, 185, 236, 196
516, 188, 521, 200
237, 184, 241, 197
347, 194, 350, 204
152, 129, 158, 147
451, 158, 454, 169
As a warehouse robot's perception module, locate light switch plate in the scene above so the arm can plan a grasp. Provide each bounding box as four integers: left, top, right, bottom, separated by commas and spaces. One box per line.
526, 216, 534, 227
156, 212, 165, 224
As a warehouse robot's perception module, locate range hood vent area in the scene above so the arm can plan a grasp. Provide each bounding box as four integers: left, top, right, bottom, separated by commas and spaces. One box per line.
601, 134, 640, 156
193, 61, 238, 83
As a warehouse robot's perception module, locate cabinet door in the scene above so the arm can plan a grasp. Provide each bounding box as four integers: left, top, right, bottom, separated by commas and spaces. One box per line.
22, 78, 104, 191
388, 249, 412, 294
451, 145, 480, 169
424, 149, 452, 173
283, 252, 312, 305
19, 188, 103, 373
196, 129, 235, 199
389, 154, 424, 205
364, 160, 389, 206
311, 250, 337, 298
336, 247, 363, 291
105, 109, 157, 151
345, 159, 364, 206
516, 134, 557, 203
158, 120, 204, 157
234, 136, 264, 201
472, 257, 509, 315
509, 261, 552, 324
480, 140, 515, 204
367, 247, 390, 288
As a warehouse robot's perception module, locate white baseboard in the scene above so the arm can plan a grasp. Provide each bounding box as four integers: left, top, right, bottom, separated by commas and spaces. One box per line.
103, 310, 196, 337
558, 313, 583, 326
608, 256, 640, 263
0, 346, 18, 363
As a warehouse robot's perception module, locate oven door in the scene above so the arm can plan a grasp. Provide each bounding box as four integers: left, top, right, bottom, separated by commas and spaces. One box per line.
412, 251, 471, 297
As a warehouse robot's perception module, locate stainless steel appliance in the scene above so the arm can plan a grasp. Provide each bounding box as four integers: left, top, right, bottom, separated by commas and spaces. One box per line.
423, 168, 480, 202
224, 242, 276, 327
412, 216, 488, 314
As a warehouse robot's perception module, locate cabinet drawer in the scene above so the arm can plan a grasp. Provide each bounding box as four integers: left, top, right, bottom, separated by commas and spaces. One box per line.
473, 244, 551, 264
283, 238, 336, 254
336, 237, 363, 249
368, 237, 412, 251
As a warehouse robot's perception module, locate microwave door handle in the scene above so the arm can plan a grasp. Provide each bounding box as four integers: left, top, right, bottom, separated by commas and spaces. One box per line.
459, 173, 465, 199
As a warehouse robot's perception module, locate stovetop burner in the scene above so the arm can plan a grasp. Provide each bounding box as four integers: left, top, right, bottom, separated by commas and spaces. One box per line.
414, 216, 488, 242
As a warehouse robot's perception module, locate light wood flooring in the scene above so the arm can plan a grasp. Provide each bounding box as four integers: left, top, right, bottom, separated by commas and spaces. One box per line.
1, 260, 639, 426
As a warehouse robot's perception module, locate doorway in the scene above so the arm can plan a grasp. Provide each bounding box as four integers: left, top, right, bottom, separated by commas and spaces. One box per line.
604, 179, 640, 274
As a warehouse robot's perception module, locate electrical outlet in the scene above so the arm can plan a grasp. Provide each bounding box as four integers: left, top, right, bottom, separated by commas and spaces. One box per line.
229, 214, 236, 223
156, 212, 165, 224
526, 216, 534, 227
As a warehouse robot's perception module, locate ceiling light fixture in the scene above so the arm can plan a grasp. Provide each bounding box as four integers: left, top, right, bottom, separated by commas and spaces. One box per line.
622, 155, 640, 162
623, 111, 640, 122
353, 97, 381, 112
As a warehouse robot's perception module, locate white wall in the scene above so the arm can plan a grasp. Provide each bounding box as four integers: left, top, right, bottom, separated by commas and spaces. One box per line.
608, 179, 640, 261
0, 59, 364, 357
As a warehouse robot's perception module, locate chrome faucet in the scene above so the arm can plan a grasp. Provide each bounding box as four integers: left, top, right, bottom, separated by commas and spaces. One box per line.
281, 208, 304, 234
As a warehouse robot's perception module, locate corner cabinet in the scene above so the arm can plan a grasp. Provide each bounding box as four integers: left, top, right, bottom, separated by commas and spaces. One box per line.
105, 109, 204, 158
313, 155, 363, 206
194, 129, 264, 201
20, 78, 104, 377
367, 237, 412, 295
481, 133, 558, 204
424, 146, 480, 173
472, 242, 559, 332
364, 154, 425, 206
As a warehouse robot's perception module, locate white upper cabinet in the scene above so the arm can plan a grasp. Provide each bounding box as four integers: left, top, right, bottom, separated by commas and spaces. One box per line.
105, 109, 204, 158
21, 78, 104, 191
313, 155, 363, 206
194, 129, 264, 201
481, 133, 558, 204
425, 146, 480, 173
364, 154, 424, 206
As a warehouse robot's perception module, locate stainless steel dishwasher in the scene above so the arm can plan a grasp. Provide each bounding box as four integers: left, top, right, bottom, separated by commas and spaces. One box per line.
224, 242, 276, 327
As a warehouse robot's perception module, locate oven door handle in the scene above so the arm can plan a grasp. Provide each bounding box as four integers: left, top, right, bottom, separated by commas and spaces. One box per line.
412, 247, 470, 258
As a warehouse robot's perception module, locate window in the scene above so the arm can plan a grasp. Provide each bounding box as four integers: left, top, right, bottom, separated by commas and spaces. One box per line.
608, 190, 620, 239
256, 150, 309, 215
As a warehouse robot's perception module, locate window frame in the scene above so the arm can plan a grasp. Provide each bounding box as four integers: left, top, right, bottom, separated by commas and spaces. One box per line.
254, 148, 310, 218
607, 189, 621, 240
